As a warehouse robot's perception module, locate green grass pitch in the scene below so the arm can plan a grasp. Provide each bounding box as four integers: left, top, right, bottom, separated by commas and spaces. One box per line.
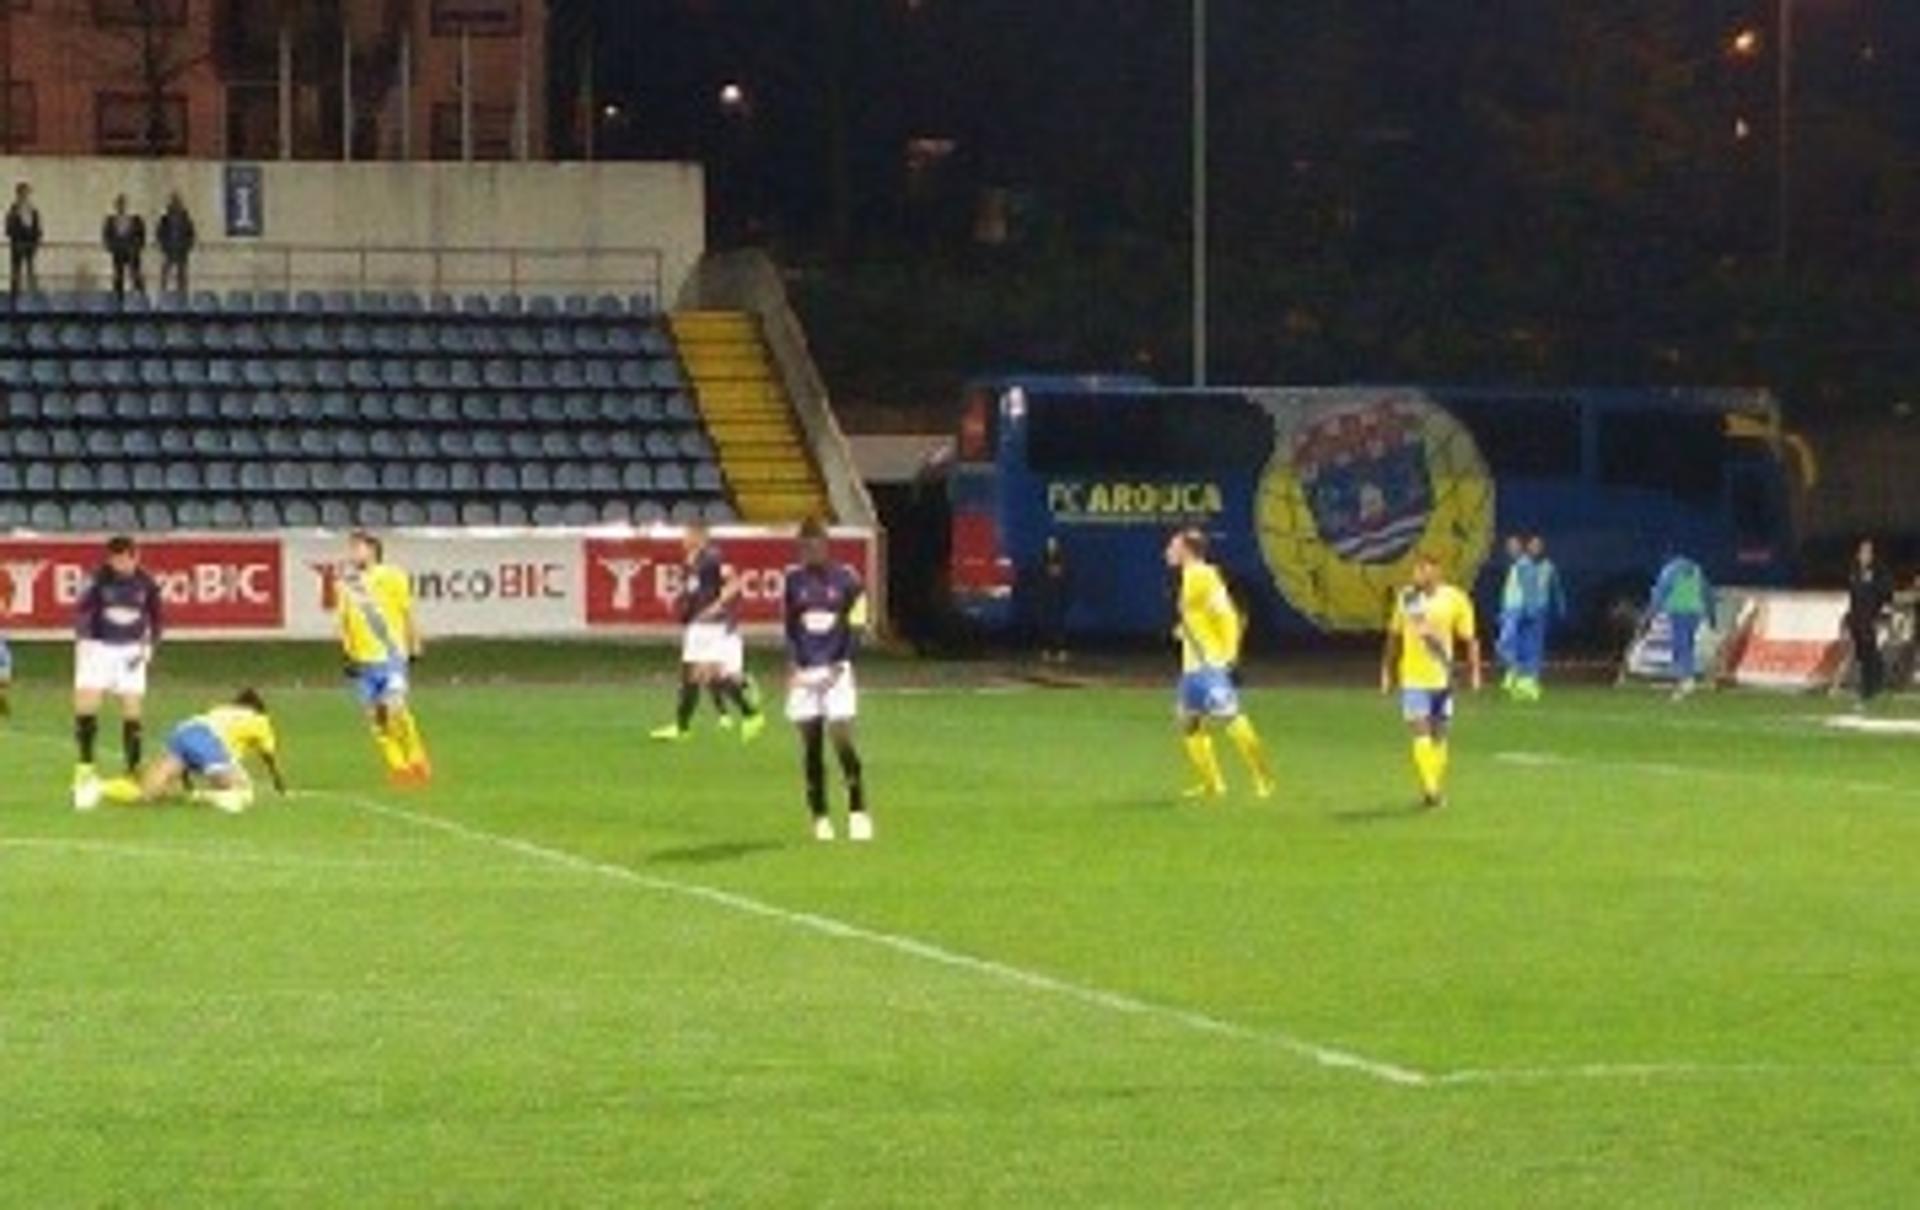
3, 643, 1918, 1206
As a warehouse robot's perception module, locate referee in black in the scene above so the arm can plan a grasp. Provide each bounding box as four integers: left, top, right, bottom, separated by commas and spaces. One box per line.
1845, 538, 1894, 707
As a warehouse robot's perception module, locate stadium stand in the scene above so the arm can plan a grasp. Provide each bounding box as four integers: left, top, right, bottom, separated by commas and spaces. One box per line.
0, 289, 745, 530
672, 310, 829, 522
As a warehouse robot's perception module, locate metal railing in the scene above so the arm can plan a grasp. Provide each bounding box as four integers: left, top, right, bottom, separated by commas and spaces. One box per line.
9, 240, 665, 306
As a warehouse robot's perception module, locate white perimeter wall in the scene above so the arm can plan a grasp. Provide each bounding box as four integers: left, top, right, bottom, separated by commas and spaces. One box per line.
0, 158, 705, 305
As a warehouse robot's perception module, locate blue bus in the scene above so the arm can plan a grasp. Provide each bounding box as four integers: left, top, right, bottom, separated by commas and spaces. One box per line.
945, 382, 1807, 640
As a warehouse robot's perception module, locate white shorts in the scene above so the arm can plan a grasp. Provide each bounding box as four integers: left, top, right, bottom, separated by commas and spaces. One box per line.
786, 664, 857, 723
75, 640, 150, 697
682, 622, 743, 674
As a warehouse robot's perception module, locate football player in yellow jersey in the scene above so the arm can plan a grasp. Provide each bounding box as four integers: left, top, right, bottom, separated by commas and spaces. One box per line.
1380, 552, 1483, 808
1165, 529, 1276, 800
338, 530, 431, 784
94, 689, 287, 814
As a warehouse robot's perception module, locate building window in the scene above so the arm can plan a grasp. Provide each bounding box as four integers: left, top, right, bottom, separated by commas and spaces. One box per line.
93, 0, 188, 25
0, 83, 35, 148
431, 0, 521, 37
430, 102, 515, 160
95, 91, 189, 155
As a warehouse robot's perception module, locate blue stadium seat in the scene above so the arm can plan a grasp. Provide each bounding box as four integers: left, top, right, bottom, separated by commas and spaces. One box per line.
417, 463, 450, 493
273, 462, 308, 493
310, 463, 344, 492
632, 500, 668, 524
539, 326, 571, 356
540, 431, 573, 459
49, 428, 82, 457
520, 463, 552, 493
29, 501, 68, 530
663, 393, 697, 423
24, 462, 55, 492
210, 499, 249, 529
139, 500, 174, 530
553, 463, 588, 493
483, 359, 517, 389
379, 463, 411, 493
13, 430, 47, 460
176, 499, 213, 529
283, 499, 320, 527
598, 501, 630, 525
461, 294, 492, 317
417, 359, 449, 390
449, 361, 481, 390
390, 501, 427, 527
334, 430, 369, 459
258, 291, 289, 314
132, 462, 165, 492
323, 290, 356, 315
230, 431, 263, 458
205, 462, 240, 493
295, 291, 325, 314
496, 500, 529, 526
301, 323, 332, 354
448, 463, 479, 492
607, 431, 641, 460
318, 391, 352, 421
369, 431, 404, 459
429, 292, 458, 315
343, 463, 378, 492
561, 501, 597, 526
656, 463, 690, 494
529, 295, 559, 318
84, 426, 118, 455
459, 502, 496, 526
189, 291, 221, 313
339, 323, 372, 355
531, 502, 565, 528
483, 464, 517, 493
692, 464, 724, 494
247, 500, 281, 529
316, 499, 351, 528
470, 430, 505, 459
240, 463, 272, 493
496, 294, 524, 317
621, 464, 654, 493
226, 290, 256, 312
357, 392, 392, 423
355, 500, 390, 527
405, 430, 437, 460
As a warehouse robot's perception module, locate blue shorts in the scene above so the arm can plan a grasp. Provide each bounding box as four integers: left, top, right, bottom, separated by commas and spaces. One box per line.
1177, 667, 1241, 718
0, 639, 11, 679
1400, 688, 1454, 725
352, 661, 409, 707
168, 720, 235, 775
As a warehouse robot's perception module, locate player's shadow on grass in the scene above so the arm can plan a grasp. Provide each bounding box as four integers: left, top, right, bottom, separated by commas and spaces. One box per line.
645, 840, 786, 866
1328, 803, 1428, 825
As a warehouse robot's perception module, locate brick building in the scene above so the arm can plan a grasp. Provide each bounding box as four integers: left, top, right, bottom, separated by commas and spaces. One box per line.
0, 0, 549, 161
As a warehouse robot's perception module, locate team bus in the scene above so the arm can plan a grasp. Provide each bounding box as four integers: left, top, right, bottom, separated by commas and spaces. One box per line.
944, 380, 1808, 641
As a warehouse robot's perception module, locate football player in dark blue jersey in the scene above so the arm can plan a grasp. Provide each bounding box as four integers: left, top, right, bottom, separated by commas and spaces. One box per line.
652, 524, 765, 742
783, 518, 871, 841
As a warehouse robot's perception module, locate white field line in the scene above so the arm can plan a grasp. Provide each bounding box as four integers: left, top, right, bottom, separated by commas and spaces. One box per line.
301, 788, 1920, 1091
299, 788, 1433, 1088
1493, 750, 1908, 798
0, 835, 526, 874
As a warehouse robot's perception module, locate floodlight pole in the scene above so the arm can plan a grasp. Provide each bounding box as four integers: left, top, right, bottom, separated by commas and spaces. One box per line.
1775, 0, 1793, 270
1191, 0, 1209, 386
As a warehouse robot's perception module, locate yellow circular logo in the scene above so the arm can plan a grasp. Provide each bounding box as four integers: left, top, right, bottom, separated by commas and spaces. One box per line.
1253, 391, 1495, 632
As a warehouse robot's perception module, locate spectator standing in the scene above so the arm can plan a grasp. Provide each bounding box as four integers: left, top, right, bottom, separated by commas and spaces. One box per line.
1037, 536, 1071, 663
6, 181, 42, 298
101, 193, 146, 302
155, 192, 196, 297
1844, 538, 1893, 709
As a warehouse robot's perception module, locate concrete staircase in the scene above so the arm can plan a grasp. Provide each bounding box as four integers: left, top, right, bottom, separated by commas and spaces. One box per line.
670, 310, 829, 523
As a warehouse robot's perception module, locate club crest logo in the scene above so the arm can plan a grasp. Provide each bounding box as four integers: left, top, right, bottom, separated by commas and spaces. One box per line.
1253, 392, 1495, 632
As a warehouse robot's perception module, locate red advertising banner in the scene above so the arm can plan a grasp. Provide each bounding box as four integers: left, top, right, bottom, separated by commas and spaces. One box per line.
584, 533, 874, 627
0, 538, 285, 632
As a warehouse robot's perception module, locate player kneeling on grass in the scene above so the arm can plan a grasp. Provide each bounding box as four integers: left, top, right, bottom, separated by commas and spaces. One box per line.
91, 690, 287, 814
1381, 553, 1482, 809
784, 518, 871, 842
1165, 529, 1275, 800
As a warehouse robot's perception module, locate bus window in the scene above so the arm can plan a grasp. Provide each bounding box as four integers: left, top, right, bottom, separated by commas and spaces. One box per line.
1027, 393, 1273, 474
1439, 395, 1583, 478
1598, 409, 1723, 506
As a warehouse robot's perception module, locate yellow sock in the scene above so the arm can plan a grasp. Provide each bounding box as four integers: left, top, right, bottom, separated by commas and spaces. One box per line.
372, 726, 408, 772
1433, 739, 1450, 794
1412, 736, 1441, 798
99, 776, 144, 805
390, 707, 429, 767
1182, 733, 1226, 794
1225, 716, 1275, 791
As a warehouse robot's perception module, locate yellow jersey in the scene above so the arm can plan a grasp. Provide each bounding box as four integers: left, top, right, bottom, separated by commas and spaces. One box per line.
1178, 562, 1242, 672
200, 705, 278, 761
338, 563, 414, 666
1390, 583, 1476, 691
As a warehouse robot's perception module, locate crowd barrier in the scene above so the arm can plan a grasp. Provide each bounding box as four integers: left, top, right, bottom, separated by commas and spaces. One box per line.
0, 527, 879, 640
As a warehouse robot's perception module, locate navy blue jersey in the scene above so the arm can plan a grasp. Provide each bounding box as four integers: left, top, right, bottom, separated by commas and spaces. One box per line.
75, 566, 163, 644
680, 545, 735, 627
784, 563, 863, 669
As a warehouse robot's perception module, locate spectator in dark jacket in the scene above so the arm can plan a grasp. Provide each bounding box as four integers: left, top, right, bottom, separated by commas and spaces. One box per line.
1036, 536, 1071, 663
101, 193, 146, 302
6, 181, 42, 298
1844, 538, 1894, 707
155, 192, 196, 297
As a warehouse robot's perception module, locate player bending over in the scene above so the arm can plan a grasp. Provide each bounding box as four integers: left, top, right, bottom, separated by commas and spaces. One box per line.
784, 518, 871, 842
337, 530, 431, 784
652, 523, 766, 743
1165, 529, 1275, 800
1381, 552, 1482, 809
94, 690, 287, 814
